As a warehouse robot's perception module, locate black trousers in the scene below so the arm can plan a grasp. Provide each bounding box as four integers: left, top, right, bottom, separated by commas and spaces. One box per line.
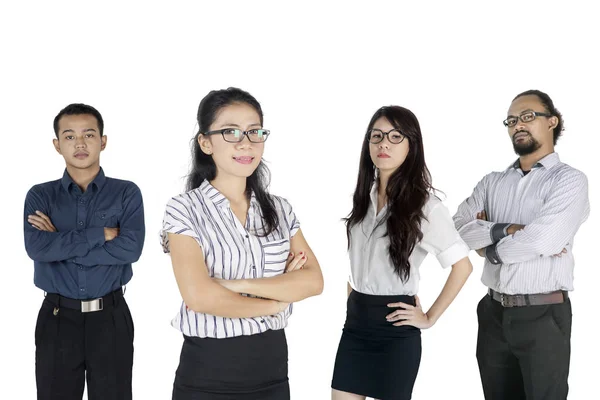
35, 289, 134, 400
476, 294, 572, 400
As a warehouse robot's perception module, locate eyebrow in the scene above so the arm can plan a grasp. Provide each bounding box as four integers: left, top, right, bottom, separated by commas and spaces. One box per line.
508, 109, 535, 117
217, 123, 262, 128
61, 128, 97, 135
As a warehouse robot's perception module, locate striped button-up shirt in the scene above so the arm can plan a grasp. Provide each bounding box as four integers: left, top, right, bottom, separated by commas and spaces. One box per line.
161, 180, 300, 338
453, 153, 590, 295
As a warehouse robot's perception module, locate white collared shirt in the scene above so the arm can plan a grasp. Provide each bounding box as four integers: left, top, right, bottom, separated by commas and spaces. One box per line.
160, 180, 300, 338
453, 152, 590, 294
349, 183, 470, 296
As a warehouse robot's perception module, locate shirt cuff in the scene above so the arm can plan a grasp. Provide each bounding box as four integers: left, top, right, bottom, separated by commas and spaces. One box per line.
490, 223, 511, 243
85, 227, 106, 249
485, 243, 502, 265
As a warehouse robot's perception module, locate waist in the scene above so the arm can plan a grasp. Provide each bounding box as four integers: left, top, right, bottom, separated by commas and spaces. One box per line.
344, 291, 419, 338
488, 288, 568, 307
44, 288, 124, 312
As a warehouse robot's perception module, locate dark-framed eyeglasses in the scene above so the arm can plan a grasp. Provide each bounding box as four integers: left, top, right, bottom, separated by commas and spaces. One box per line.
503, 111, 552, 128
366, 128, 406, 144
203, 128, 270, 143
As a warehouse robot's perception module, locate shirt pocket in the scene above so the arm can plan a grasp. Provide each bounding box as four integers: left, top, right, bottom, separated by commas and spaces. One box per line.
262, 238, 291, 278
94, 208, 123, 227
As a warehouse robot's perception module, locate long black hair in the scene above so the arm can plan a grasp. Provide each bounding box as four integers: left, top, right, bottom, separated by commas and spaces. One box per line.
188, 87, 279, 236
345, 106, 433, 282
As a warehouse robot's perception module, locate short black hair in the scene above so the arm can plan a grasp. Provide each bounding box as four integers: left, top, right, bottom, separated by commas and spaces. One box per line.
53, 103, 104, 138
513, 89, 564, 145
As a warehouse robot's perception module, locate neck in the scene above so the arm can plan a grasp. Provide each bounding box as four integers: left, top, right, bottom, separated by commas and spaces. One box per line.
378, 169, 392, 198
66, 164, 100, 192
519, 146, 554, 171
210, 173, 248, 204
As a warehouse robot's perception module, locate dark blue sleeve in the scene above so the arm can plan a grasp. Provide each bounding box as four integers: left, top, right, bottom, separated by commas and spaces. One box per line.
73, 184, 145, 266
23, 187, 100, 262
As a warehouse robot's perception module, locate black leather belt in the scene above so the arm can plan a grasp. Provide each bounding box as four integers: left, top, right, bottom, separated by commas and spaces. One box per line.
489, 288, 568, 307
44, 288, 123, 313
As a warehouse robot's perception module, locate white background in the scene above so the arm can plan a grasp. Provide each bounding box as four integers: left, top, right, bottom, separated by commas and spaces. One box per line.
1, 1, 598, 399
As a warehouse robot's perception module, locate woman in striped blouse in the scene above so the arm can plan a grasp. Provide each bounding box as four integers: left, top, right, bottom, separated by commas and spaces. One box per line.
161, 87, 324, 400
331, 106, 473, 400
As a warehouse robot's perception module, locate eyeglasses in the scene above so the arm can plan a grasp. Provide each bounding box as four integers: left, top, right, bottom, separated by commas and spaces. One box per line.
204, 128, 270, 143
366, 128, 406, 144
503, 111, 552, 128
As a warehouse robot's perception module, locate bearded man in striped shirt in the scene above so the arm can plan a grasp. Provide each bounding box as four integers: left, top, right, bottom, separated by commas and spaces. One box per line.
453, 89, 589, 400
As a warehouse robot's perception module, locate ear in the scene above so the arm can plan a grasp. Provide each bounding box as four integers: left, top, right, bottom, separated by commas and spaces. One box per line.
198, 134, 213, 155
548, 116, 559, 131
53, 138, 61, 155
100, 135, 107, 151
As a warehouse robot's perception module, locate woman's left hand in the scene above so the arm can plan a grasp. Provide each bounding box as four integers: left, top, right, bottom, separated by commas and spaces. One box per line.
386, 295, 434, 329
213, 278, 242, 293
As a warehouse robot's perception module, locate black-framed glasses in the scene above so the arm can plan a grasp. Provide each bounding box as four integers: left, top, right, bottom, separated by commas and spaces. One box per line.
204, 128, 270, 143
503, 111, 552, 128
366, 128, 406, 144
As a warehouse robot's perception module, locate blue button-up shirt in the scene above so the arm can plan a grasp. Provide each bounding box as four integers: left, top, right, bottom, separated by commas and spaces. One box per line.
24, 168, 145, 299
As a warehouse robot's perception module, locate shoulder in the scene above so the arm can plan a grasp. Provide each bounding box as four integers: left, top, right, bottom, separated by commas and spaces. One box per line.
26, 179, 61, 199
269, 194, 295, 213
104, 177, 142, 195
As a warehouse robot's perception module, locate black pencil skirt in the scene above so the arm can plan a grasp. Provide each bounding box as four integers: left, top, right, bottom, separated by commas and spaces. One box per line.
173, 329, 290, 400
331, 290, 422, 400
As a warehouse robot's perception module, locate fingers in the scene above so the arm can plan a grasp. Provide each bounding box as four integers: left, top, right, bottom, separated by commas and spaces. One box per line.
285, 251, 307, 272
27, 214, 56, 232
386, 309, 413, 321
387, 302, 414, 309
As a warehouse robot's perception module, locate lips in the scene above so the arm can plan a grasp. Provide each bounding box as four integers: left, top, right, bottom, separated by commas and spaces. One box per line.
377, 153, 391, 158
513, 132, 530, 142
233, 156, 254, 165
74, 152, 89, 159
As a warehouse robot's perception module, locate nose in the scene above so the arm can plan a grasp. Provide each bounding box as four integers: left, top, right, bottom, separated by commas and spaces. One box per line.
75, 136, 86, 148
378, 136, 391, 149
235, 134, 252, 148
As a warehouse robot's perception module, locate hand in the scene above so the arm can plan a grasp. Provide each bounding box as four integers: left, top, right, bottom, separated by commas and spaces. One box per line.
285, 251, 307, 272
104, 227, 120, 241
386, 295, 434, 329
275, 300, 290, 314
507, 224, 525, 235
476, 210, 487, 221
28, 211, 56, 232
213, 278, 239, 292
553, 248, 567, 257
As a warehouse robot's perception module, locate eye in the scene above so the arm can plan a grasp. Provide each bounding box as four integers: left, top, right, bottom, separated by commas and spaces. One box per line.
85, 134, 94, 138
521, 112, 535, 122
222, 128, 239, 136
66, 135, 74, 140
505, 117, 517, 127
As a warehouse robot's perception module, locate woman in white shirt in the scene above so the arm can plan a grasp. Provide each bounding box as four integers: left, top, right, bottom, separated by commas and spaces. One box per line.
161, 87, 324, 400
331, 106, 473, 400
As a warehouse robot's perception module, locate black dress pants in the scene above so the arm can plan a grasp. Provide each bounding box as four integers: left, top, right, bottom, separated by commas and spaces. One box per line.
476, 294, 572, 400
35, 289, 134, 400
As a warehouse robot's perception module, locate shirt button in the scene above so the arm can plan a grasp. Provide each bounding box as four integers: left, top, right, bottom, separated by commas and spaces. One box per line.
80, 199, 85, 204
79, 221, 84, 226
80, 288, 85, 292
245, 234, 249, 238
260, 319, 265, 323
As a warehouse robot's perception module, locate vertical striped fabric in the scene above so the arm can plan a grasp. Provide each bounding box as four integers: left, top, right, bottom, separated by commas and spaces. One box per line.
453, 153, 590, 294
161, 180, 300, 338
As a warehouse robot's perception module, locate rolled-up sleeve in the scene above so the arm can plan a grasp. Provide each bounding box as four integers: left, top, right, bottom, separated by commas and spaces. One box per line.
422, 202, 471, 268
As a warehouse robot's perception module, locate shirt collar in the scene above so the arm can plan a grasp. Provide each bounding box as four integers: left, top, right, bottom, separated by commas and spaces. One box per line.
60, 167, 106, 193
510, 152, 560, 171
199, 180, 258, 210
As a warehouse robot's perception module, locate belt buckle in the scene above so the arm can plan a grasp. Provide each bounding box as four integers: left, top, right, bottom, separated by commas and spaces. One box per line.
500, 293, 506, 307
81, 298, 103, 313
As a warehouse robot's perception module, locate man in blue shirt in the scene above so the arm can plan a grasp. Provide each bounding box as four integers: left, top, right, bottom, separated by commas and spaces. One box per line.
24, 103, 145, 400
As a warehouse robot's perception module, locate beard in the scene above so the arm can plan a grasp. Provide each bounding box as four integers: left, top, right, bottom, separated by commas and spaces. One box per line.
512, 131, 542, 156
